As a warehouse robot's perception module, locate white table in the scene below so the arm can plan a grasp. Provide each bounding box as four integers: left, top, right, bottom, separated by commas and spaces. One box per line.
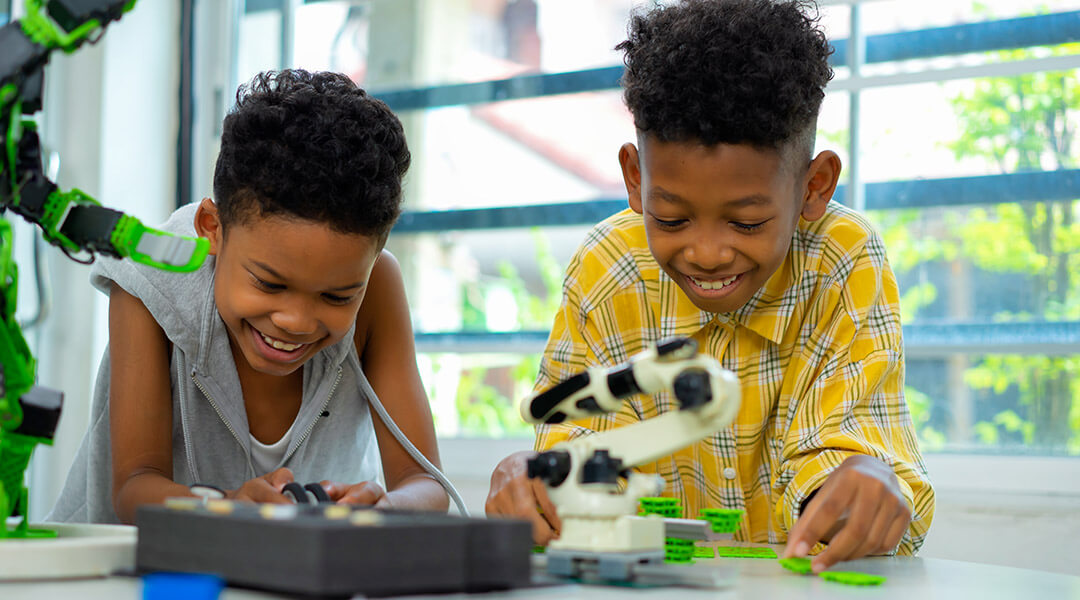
4, 543, 1080, 599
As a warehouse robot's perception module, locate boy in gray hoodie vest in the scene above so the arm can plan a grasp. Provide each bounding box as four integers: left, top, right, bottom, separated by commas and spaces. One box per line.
49, 69, 449, 524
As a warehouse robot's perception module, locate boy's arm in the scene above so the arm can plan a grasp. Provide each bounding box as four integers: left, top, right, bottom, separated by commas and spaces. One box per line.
354, 251, 448, 512
109, 287, 292, 523
108, 285, 186, 523
775, 241, 934, 568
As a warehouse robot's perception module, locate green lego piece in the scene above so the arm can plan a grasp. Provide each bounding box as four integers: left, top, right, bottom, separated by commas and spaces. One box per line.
778, 557, 814, 574
819, 571, 887, 586
531, 545, 546, 554
699, 508, 744, 533
693, 546, 715, 558
714, 546, 777, 559
639, 496, 678, 506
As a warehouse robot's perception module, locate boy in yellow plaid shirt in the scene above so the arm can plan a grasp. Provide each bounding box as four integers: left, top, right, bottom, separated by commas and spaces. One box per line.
485, 0, 934, 573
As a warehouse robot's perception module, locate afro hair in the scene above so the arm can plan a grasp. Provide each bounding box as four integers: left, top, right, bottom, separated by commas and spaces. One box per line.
617, 0, 834, 160
212, 69, 411, 241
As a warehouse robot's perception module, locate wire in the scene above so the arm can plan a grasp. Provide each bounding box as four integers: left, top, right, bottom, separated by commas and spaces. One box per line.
365, 392, 471, 517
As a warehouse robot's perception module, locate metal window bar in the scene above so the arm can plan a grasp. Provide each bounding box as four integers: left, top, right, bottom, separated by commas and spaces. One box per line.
393, 170, 1080, 233
415, 323, 1080, 356
372, 11, 1080, 111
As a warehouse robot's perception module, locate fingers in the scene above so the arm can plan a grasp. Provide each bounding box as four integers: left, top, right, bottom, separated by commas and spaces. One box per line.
531, 477, 561, 533
230, 478, 291, 504
783, 479, 851, 559
810, 486, 877, 572
489, 473, 557, 545
336, 481, 387, 506
858, 500, 895, 558
484, 451, 558, 546
263, 467, 295, 491
784, 456, 914, 572
877, 505, 912, 555
320, 480, 346, 501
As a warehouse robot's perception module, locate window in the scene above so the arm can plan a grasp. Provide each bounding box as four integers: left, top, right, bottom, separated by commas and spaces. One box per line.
193, 0, 1080, 455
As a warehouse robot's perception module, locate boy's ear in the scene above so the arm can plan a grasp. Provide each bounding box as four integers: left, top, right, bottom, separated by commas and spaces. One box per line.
619, 143, 644, 214
801, 150, 842, 222
193, 197, 224, 256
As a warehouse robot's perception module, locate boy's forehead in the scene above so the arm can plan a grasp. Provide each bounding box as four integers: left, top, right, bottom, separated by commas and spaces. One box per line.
641, 138, 790, 185
225, 215, 379, 280
638, 132, 808, 177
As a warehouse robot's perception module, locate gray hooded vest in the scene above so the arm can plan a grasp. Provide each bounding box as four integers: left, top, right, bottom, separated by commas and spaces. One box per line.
47, 203, 382, 523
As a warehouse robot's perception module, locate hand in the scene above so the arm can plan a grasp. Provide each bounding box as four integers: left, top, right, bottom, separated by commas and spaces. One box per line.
321, 480, 392, 508
226, 467, 294, 503
484, 450, 561, 546
783, 455, 911, 572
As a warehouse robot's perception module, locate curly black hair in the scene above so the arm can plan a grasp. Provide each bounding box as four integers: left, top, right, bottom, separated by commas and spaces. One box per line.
212, 69, 411, 241
617, 0, 833, 162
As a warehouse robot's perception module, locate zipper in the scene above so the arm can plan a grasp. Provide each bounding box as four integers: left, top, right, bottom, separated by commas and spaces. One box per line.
190, 371, 253, 475
176, 361, 199, 481
284, 366, 343, 463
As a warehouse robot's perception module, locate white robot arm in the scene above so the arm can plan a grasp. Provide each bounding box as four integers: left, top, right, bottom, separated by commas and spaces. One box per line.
520, 337, 740, 555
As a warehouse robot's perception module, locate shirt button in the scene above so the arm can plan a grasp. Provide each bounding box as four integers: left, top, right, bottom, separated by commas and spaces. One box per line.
723, 467, 737, 480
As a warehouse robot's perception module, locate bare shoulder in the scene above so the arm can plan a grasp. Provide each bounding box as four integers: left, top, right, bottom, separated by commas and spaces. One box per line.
354, 249, 409, 355
110, 285, 167, 340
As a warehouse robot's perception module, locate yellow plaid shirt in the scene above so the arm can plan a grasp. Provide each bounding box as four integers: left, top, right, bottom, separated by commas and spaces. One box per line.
534, 202, 934, 554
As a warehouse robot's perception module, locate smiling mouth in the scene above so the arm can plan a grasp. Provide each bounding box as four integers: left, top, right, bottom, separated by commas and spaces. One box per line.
257, 330, 306, 353
687, 274, 739, 290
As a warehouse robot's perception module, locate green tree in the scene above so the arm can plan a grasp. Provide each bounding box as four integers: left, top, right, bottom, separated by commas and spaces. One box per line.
891, 41, 1080, 454
447, 230, 563, 437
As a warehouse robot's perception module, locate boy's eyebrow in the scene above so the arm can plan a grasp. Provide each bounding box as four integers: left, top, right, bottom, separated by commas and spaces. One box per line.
650, 187, 773, 208
250, 261, 365, 291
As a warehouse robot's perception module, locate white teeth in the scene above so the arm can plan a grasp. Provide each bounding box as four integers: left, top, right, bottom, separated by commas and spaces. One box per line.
690, 275, 737, 290
261, 332, 302, 352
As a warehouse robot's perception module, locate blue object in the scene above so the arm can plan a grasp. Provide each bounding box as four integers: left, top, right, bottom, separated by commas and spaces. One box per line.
142, 572, 225, 600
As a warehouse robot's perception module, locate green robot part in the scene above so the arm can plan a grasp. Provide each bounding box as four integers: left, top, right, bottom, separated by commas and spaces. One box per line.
0, 0, 209, 538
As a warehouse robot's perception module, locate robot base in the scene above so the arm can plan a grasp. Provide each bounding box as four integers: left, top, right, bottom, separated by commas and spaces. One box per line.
548, 513, 665, 554
0, 523, 136, 580
545, 548, 665, 581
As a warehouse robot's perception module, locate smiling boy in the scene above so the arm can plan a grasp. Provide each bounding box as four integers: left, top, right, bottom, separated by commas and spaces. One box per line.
486, 0, 934, 572
49, 69, 448, 523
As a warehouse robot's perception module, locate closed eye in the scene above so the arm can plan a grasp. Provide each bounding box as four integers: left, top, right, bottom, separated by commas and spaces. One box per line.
322, 293, 354, 305
253, 276, 285, 292
732, 220, 768, 232
651, 216, 687, 230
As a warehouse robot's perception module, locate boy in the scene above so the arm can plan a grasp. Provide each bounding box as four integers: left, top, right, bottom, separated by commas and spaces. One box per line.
486, 0, 934, 573
49, 69, 448, 523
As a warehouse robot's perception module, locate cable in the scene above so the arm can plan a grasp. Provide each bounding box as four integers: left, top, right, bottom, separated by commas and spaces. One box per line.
365, 392, 471, 517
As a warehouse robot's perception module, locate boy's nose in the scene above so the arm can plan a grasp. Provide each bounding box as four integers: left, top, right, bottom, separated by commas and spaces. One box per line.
685, 237, 736, 270
270, 302, 319, 337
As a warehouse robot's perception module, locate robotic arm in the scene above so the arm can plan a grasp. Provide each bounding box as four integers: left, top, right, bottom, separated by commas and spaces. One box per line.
521, 337, 740, 555
1, 0, 209, 538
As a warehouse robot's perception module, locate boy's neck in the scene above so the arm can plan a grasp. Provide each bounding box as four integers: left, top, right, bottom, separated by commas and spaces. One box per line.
229, 337, 304, 444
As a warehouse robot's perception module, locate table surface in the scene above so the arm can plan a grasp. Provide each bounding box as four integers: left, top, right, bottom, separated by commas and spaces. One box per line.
4, 542, 1080, 600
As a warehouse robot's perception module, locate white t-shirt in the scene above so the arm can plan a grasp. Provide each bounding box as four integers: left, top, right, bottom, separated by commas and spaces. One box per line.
250, 420, 297, 476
